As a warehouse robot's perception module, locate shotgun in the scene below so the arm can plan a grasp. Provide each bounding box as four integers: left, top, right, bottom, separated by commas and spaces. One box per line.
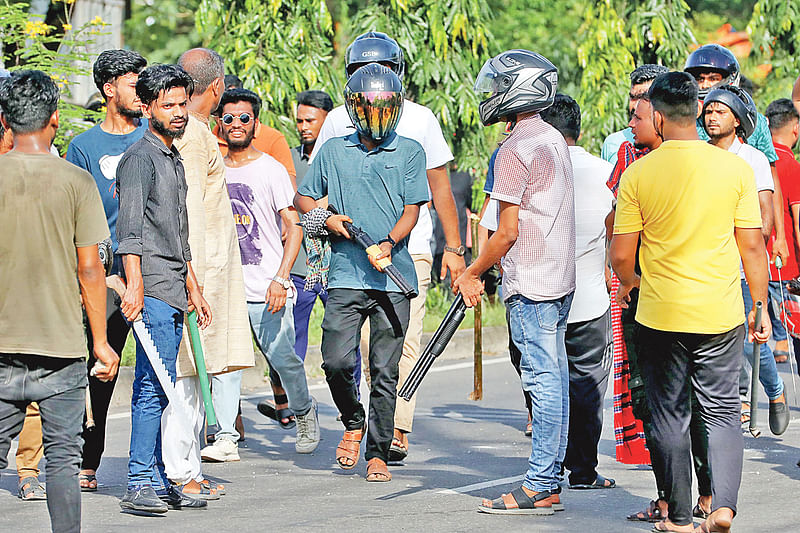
398, 294, 467, 400
327, 205, 417, 299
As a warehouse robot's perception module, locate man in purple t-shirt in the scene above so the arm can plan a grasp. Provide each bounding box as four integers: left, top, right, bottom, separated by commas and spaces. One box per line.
215, 88, 320, 456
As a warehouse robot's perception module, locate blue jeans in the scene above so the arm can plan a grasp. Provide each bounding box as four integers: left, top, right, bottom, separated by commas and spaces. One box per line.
0, 355, 86, 533
291, 274, 328, 360
740, 280, 784, 400
507, 292, 573, 493
768, 281, 787, 342
249, 299, 312, 416
211, 369, 242, 443
128, 296, 183, 489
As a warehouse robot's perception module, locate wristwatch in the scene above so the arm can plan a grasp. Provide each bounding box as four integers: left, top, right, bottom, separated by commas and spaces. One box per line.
272, 276, 292, 290
444, 245, 466, 256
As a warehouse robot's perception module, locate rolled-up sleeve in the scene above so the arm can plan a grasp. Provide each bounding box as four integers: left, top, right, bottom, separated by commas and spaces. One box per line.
116, 153, 154, 256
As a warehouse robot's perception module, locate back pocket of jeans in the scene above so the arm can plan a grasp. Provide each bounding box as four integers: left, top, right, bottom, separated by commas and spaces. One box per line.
533, 303, 558, 332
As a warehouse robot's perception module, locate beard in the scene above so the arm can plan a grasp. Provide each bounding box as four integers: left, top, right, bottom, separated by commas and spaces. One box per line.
707, 123, 735, 141
225, 129, 255, 149
300, 136, 316, 146
119, 104, 143, 119
151, 115, 186, 139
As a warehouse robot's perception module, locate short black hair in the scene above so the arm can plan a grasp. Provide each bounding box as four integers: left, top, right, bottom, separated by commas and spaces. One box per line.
178, 48, 225, 95
136, 64, 194, 106
630, 64, 669, 86
0, 70, 59, 134
224, 74, 243, 90
296, 90, 334, 113
540, 93, 581, 141
648, 72, 699, 124
93, 49, 147, 100
219, 88, 261, 118
766, 98, 800, 131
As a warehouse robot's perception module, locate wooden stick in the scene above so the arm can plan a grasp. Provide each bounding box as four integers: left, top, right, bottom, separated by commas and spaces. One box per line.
469, 215, 483, 401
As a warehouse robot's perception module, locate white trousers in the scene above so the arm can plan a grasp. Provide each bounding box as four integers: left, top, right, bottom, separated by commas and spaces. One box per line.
161, 376, 204, 485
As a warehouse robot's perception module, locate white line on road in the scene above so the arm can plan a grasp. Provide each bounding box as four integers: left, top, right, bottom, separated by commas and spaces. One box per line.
437, 475, 524, 495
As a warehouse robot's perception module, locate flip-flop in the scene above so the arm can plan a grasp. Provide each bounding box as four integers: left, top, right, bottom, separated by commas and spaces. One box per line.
570, 474, 616, 489
652, 520, 694, 532
693, 503, 710, 519
79, 473, 98, 492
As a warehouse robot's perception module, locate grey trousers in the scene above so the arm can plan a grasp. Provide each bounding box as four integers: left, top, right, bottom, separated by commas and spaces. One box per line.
637, 323, 744, 526
321, 289, 409, 462
563, 309, 612, 485
0, 354, 87, 533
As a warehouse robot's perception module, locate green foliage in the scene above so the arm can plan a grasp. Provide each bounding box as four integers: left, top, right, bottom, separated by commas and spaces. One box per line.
196, 0, 342, 136
626, 0, 696, 67
345, 0, 497, 174
577, 0, 636, 154
0, 0, 105, 153
748, 0, 800, 80
125, 0, 202, 64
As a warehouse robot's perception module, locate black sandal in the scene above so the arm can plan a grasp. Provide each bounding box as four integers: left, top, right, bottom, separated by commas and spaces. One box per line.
627, 499, 666, 522
478, 487, 554, 515
570, 474, 616, 489
257, 394, 296, 430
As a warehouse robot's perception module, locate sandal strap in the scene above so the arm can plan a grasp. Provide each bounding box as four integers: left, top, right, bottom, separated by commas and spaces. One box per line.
507, 487, 550, 509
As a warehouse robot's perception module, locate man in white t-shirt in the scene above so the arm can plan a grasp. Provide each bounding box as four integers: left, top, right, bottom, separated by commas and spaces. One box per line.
217, 88, 320, 455
310, 31, 466, 461
703, 86, 789, 436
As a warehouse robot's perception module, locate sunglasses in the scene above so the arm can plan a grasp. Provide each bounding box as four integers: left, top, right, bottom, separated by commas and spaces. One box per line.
221, 112, 252, 125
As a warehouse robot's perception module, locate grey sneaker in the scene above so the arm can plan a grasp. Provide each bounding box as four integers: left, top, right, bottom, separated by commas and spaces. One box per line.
295, 397, 320, 454
200, 438, 240, 462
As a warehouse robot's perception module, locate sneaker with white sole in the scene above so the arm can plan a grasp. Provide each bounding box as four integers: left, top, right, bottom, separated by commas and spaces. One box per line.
200, 438, 240, 462
295, 397, 320, 454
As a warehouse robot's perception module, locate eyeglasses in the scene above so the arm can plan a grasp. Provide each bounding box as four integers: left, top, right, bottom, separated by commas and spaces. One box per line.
221, 112, 252, 125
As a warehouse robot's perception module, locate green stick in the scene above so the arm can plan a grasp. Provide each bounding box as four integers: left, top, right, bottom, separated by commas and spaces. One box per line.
188, 311, 217, 425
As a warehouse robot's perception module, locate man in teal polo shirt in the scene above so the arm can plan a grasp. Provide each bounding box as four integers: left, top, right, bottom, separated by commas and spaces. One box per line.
295, 64, 429, 483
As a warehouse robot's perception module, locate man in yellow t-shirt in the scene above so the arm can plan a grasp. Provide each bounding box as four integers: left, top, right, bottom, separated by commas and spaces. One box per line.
610, 72, 770, 533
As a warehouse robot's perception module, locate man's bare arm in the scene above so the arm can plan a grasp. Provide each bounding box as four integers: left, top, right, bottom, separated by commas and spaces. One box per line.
609, 231, 641, 308
758, 190, 774, 243
428, 165, 466, 281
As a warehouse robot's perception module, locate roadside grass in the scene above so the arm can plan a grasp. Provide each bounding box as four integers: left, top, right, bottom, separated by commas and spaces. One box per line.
120, 283, 505, 366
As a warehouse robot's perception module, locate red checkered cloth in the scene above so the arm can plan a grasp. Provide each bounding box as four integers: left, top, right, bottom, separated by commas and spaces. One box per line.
609, 141, 651, 465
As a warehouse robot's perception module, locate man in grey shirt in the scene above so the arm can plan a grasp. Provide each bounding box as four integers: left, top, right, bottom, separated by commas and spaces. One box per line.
116, 64, 212, 514
290, 90, 333, 360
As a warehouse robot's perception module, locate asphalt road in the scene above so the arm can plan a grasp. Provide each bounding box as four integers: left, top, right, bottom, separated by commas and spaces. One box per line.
2, 354, 798, 532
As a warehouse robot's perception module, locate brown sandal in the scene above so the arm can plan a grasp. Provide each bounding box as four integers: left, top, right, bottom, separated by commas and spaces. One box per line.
366, 458, 392, 482
388, 429, 408, 462
336, 425, 365, 469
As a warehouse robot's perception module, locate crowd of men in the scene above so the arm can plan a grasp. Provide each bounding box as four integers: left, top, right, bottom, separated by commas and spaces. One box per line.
1, 27, 799, 533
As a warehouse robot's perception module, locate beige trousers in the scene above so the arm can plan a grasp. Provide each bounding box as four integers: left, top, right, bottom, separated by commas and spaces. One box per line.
16, 403, 43, 479
358, 254, 432, 432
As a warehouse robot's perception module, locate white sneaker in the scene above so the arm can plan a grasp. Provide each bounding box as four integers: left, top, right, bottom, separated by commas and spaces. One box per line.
295, 397, 320, 454
201, 438, 240, 462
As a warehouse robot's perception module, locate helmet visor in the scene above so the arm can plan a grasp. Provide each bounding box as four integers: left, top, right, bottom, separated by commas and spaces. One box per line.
474, 60, 501, 96
345, 90, 403, 141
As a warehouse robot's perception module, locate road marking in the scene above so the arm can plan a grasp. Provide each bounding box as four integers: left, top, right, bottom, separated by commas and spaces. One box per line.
437, 475, 524, 495
108, 356, 510, 421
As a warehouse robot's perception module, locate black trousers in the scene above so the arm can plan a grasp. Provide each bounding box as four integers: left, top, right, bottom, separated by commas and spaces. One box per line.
563, 310, 612, 485
81, 290, 130, 471
623, 291, 711, 500
637, 323, 744, 526
321, 289, 409, 462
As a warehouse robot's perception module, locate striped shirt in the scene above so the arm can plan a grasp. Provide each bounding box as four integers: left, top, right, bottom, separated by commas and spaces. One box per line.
490, 114, 576, 301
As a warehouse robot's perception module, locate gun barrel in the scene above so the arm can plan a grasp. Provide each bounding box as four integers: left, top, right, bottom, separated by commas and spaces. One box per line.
398, 295, 467, 400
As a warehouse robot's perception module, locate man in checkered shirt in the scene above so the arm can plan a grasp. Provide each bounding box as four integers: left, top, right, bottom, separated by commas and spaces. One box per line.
456, 50, 576, 516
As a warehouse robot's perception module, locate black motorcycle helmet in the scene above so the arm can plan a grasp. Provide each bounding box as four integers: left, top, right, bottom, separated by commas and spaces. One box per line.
345, 31, 405, 79
684, 44, 740, 100
474, 49, 558, 126
344, 63, 404, 142
702, 85, 757, 140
